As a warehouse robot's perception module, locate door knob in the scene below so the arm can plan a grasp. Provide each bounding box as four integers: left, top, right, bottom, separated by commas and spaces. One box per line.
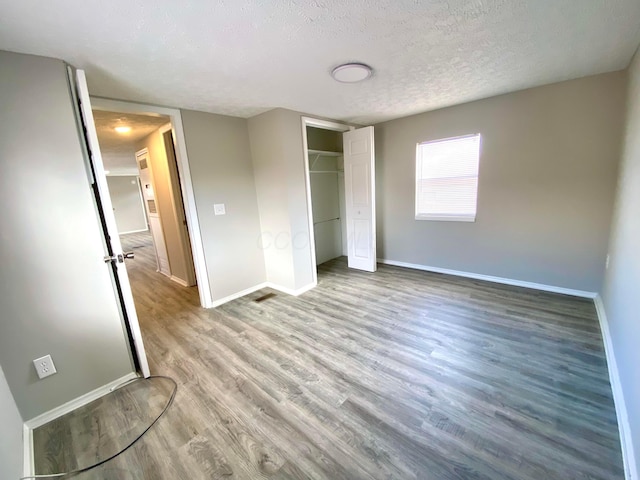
103, 252, 134, 264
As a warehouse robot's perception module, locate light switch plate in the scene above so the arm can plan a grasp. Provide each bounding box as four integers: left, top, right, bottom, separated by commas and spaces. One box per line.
33, 354, 57, 379
214, 203, 226, 216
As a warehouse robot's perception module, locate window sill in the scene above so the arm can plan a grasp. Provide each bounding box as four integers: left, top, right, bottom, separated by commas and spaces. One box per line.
415, 215, 476, 222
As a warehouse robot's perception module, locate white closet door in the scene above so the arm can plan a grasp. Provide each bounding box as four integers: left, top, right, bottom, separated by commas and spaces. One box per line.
343, 126, 377, 272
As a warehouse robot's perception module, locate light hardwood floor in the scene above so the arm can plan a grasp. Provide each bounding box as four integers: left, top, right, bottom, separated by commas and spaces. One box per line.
33, 231, 624, 479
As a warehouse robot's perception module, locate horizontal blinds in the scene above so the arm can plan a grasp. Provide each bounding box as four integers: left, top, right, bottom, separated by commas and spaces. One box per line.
416, 134, 480, 219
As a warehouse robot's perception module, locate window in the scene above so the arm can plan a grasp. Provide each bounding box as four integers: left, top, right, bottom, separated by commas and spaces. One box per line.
415, 133, 481, 222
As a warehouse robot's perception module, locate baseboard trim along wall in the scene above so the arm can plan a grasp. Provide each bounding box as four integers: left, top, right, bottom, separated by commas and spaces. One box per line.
266, 281, 316, 297
25, 372, 139, 430
377, 259, 598, 298
119, 228, 149, 235
170, 275, 190, 287
594, 295, 638, 480
23, 371, 139, 478
209, 281, 317, 308
210, 283, 269, 308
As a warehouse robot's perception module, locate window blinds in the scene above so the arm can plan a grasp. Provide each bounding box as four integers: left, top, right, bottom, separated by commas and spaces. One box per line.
415, 134, 481, 221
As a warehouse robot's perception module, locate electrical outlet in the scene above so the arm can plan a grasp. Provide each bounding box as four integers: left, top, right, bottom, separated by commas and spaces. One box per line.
33, 354, 57, 380
606, 254, 610, 269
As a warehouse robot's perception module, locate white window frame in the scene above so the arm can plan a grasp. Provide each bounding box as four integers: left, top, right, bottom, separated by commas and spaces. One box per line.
415, 133, 481, 222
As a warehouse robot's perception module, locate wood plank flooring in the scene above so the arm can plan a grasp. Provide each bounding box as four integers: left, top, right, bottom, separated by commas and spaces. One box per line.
33, 231, 624, 479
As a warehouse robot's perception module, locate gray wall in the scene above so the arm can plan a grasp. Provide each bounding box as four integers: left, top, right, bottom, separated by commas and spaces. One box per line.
248, 109, 315, 291
375, 72, 626, 292
0, 365, 22, 480
181, 110, 266, 301
106, 175, 147, 234
603, 48, 640, 478
101, 147, 139, 175
0, 50, 134, 420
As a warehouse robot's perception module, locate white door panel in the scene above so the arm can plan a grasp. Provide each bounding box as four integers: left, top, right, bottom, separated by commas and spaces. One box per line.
343, 126, 377, 272
73, 69, 150, 377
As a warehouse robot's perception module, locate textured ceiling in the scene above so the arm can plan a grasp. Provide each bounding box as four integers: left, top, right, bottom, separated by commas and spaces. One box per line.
1, 1, 639, 124
93, 110, 169, 172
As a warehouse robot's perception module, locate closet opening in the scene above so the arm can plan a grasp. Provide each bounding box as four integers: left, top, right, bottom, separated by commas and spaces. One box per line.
307, 127, 347, 265
301, 118, 352, 285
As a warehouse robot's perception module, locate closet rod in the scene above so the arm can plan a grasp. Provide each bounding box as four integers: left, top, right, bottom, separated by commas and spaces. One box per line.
313, 217, 340, 225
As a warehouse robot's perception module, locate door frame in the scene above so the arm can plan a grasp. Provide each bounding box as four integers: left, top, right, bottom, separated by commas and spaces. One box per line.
91, 97, 213, 308
159, 122, 197, 287
300, 116, 354, 285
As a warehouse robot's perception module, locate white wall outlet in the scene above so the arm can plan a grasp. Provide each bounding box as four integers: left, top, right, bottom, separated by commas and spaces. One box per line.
33, 354, 57, 380
214, 203, 226, 216
606, 254, 610, 269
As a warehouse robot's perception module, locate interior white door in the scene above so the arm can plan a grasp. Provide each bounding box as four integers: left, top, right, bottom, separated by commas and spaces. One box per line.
72, 69, 150, 377
343, 126, 377, 272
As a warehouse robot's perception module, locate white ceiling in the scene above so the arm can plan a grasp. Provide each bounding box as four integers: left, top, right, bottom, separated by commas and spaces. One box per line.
1, 1, 639, 124
93, 110, 168, 172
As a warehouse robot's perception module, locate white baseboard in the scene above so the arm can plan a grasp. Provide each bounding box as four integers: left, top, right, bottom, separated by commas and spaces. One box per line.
119, 228, 149, 235
594, 295, 637, 480
377, 258, 597, 298
24, 372, 139, 430
266, 281, 316, 297
23, 372, 139, 478
170, 275, 190, 287
208, 280, 317, 308
210, 283, 269, 308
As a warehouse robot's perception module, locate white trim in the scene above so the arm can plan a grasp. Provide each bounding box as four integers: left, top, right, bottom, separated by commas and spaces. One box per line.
415, 215, 476, 222
301, 116, 352, 132
24, 372, 139, 430
377, 258, 598, 298
170, 275, 190, 287
210, 283, 268, 308
594, 295, 637, 480
266, 281, 316, 297
23, 423, 33, 479
300, 119, 318, 286
119, 227, 149, 235
90, 97, 213, 308
208, 280, 318, 308
105, 172, 140, 177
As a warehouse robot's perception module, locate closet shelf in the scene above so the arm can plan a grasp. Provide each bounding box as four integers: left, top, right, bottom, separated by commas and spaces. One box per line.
308, 149, 342, 157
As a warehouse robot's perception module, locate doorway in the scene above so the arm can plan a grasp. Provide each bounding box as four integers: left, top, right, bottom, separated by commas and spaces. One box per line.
90, 97, 211, 308
92, 110, 196, 289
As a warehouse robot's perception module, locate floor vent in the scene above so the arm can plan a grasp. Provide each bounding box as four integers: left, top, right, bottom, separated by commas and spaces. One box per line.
254, 292, 277, 303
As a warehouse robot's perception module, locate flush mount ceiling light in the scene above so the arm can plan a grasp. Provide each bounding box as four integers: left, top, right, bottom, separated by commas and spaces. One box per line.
114, 126, 132, 134
331, 63, 373, 83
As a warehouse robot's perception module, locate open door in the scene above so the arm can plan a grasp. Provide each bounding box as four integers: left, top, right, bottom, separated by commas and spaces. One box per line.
343, 126, 377, 272
71, 69, 150, 377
